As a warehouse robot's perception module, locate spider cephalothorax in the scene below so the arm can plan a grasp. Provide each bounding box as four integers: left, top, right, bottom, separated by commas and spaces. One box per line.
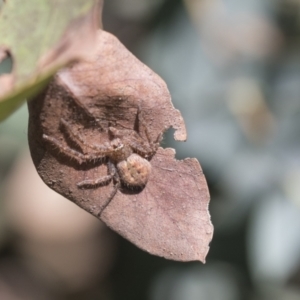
43, 107, 162, 215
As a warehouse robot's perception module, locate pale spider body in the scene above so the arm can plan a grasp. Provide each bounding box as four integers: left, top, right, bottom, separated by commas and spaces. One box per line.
43, 107, 162, 215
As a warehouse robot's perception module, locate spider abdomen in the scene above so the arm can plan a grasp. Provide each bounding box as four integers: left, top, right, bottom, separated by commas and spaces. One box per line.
117, 154, 151, 187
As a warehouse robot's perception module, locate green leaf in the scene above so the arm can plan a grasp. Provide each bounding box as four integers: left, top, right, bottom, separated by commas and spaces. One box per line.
0, 0, 101, 122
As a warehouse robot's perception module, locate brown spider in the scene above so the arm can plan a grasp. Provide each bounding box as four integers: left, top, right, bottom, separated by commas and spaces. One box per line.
42, 106, 162, 215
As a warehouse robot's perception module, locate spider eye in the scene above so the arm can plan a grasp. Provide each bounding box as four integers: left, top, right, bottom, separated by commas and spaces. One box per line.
117, 154, 151, 187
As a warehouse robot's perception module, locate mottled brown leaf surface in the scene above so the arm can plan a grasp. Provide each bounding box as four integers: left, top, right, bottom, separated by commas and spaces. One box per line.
28, 30, 213, 262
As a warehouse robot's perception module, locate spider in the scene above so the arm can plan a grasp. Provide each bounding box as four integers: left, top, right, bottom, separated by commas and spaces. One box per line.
42, 106, 162, 216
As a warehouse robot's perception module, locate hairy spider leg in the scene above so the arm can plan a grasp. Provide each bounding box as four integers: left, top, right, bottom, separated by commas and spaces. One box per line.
77, 173, 113, 188
43, 134, 106, 164
76, 161, 120, 216
59, 118, 86, 153
139, 116, 163, 152
77, 160, 114, 187
44, 132, 120, 215
60, 118, 123, 155
128, 141, 154, 158
98, 172, 120, 215
128, 129, 163, 159
106, 106, 163, 158
134, 105, 163, 157
69, 95, 106, 131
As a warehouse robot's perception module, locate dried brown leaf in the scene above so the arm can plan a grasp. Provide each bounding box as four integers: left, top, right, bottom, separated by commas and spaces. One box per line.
28, 30, 213, 262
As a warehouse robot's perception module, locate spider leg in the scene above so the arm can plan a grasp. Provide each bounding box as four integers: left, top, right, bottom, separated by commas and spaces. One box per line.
153, 131, 163, 148
135, 105, 152, 142
129, 131, 163, 159
139, 115, 163, 152
98, 180, 120, 217
97, 162, 120, 216
43, 134, 105, 164
60, 118, 123, 154
60, 118, 86, 153
76, 161, 120, 216
134, 105, 163, 157
70, 96, 106, 131
77, 160, 116, 188
129, 142, 153, 158
77, 174, 113, 188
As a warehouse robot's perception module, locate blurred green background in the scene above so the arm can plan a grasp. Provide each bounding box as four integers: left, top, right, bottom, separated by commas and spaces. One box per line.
1, 0, 300, 299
